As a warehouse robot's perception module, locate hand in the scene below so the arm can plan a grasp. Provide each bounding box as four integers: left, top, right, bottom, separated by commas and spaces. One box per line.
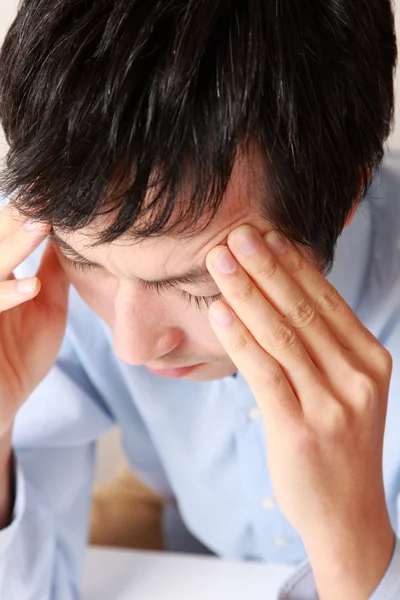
206, 225, 395, 600
0, 206, 69, 440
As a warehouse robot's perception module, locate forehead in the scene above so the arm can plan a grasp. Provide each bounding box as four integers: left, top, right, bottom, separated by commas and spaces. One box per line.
57, 151, 273, 278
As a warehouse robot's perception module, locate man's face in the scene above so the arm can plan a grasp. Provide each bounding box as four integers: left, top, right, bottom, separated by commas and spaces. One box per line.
52, 155, 305, 381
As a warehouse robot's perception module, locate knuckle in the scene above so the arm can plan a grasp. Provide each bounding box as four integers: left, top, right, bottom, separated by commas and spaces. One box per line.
374, 346, 393, 378
316, 288, 341, 315
270, 321, 298, 351
284, 251, 304, 276
319, 402, 348, 439
231, 332, 251, 354
289, 298, 317, 329
231, 281, 256, 304
260, 363, 284, 389
257, 254, 279, 280
351, 372, 379, 412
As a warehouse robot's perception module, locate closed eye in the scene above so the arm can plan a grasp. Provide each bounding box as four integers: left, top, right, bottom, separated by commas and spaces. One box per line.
179, 289, 223, 309
61, 254, 99, 271
62, 255, 222, 309
140, 279, 223, 310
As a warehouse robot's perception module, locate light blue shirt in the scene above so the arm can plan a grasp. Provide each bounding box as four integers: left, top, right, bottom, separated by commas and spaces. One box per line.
2, 157, 400, 599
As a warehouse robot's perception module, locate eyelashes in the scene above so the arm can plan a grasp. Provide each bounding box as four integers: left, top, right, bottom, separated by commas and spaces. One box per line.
62, 255, 223, 310
62, 255, 98, 271
181, 290, 223, 309
139, 279, 223, 309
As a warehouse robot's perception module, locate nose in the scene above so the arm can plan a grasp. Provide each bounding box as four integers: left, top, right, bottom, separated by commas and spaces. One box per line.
112, 287, 183, 366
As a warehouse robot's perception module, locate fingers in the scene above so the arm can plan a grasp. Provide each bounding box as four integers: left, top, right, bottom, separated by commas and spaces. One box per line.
206, 244, 327, 410
208, 299, 302, 428
0, 206, 51, 311
206, 224, 382, 416
262, 229, 386, 368
0, 207, 69, 316
225, 226, 349, 378
0, 277, 41, 312
0, 208, 50, 281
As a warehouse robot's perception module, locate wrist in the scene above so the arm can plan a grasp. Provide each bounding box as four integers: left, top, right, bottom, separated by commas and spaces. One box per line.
303, 517, 395, 600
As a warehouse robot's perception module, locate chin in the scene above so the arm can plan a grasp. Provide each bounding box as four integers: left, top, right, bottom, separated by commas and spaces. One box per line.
183, 361, 238, 382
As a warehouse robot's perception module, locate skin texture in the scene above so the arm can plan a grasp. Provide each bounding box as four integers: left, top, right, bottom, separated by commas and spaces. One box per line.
0, 153, 394, 598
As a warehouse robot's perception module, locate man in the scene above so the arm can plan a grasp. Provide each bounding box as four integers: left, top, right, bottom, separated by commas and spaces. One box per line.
0, 1, 398, 599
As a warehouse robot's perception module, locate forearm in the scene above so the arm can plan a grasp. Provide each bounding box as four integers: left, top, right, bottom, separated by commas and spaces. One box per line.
0, 428, 14, 530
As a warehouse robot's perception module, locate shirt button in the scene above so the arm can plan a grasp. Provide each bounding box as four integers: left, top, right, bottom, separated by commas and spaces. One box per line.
273, 536, 289, 547
261, 497, 276, 509
248, 407, 263, 421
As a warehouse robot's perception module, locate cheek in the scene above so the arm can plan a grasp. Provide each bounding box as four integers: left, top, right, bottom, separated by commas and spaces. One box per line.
178, 306, 223, 348
65, 269, 117, 322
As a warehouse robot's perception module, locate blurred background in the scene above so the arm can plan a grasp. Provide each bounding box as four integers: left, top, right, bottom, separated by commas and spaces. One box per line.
0, 0, 400, 484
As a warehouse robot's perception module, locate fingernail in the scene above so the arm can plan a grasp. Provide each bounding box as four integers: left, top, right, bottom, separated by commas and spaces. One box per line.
265, 231, 287, 256
213, 248, 237, 274
16, 277, 37, 294
209, 302, 233, 326
235, 227, 261, 255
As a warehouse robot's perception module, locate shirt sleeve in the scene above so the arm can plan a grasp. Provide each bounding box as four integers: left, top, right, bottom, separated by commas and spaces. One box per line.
277, 536, 400, 600
0, 333, 115, 599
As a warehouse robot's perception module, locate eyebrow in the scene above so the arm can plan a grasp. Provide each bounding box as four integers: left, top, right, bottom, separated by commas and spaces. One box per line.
50, 231, 216, 286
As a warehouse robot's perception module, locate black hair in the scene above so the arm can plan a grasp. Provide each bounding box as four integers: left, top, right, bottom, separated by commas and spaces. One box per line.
0, 0, 396, 268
